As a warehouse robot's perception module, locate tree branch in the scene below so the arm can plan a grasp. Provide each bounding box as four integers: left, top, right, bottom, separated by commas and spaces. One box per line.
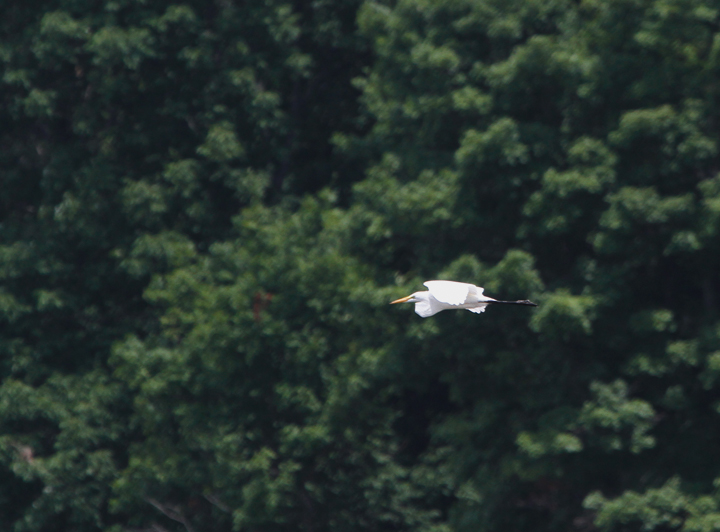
145, 498, 196, 532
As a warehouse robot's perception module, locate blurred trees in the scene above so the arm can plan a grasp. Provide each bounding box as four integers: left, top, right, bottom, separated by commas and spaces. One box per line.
2, 0, 720, 531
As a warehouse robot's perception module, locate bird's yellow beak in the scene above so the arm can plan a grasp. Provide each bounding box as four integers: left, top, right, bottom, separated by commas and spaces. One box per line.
390, 295, 413, 304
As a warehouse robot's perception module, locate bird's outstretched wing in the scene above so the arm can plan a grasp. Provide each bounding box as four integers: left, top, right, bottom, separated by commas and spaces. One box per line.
424, 280, 483, 306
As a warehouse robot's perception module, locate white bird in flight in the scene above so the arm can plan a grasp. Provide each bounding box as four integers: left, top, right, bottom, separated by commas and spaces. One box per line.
391, 280, 537, 318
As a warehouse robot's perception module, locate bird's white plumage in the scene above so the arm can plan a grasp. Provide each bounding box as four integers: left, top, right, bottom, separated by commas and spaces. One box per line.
423, 280, 485, 306
391, 279, 536, 318
466, 304, 488, 314
413, 297, 443, 318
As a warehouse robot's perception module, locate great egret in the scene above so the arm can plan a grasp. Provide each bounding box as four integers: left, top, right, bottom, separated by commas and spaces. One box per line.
391, 280, 537, 318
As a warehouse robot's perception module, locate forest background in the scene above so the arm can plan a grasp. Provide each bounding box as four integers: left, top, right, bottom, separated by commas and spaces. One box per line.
2, 0, 720, 531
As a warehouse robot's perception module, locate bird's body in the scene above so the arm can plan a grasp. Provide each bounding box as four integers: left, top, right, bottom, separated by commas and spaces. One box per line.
391, 280, 537, 318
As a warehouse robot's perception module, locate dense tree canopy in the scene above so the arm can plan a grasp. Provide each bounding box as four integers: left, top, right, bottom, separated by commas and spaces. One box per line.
2, 0, 720, 531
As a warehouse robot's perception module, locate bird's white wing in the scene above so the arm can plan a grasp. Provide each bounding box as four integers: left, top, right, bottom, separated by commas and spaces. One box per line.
424, 280, 476, 306
414, 299, 444, 318
467, 304, 489, 314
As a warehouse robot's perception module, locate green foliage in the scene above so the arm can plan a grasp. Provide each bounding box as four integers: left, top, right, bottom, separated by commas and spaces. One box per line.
3, 0, 720, 531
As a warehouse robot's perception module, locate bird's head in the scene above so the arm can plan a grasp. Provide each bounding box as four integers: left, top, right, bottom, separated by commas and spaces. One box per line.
390, 292, 423, 304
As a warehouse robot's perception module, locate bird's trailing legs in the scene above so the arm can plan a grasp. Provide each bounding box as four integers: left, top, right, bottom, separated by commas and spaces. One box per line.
488, 299, 538, 306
